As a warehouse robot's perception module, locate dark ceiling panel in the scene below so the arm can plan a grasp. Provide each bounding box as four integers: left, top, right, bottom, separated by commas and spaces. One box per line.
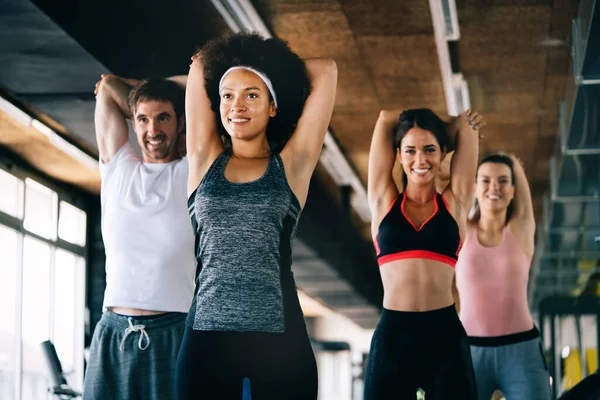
31, 0, 231, 78
0, 0, 107, 94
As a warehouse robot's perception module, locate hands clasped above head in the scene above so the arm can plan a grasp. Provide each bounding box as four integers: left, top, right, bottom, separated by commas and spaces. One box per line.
465, 109, 486, 131
449, 109, 487, 140
94, 74, 141, 98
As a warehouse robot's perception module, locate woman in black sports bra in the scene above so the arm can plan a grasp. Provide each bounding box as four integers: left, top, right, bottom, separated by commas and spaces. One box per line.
364, 108, 485, 400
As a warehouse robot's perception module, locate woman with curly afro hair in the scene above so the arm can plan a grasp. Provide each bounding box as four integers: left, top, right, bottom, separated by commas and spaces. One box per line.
175, 33, 337, 399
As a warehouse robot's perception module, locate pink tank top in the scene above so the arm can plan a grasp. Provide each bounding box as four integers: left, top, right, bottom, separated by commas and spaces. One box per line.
455, 226, 534, 337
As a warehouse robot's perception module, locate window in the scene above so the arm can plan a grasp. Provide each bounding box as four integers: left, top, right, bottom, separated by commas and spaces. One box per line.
0, 166, 87, 400
0, 225, 19, 400
23, 178, 58, 240
58, 201, 87, 246
0, 169, 24, 219
21, 237, 51, 400
53, 250, 83, 374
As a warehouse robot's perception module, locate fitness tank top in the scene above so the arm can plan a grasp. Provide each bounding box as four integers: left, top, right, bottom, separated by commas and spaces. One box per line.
187, 152, 304, 333
456, 226, 534, 337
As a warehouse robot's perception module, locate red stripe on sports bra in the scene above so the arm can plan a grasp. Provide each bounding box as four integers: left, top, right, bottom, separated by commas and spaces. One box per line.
400, 194, 439, 232
377, 250, 457, 268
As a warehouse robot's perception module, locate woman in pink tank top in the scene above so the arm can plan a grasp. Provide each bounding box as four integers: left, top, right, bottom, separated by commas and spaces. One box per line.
455, 153, 551, 400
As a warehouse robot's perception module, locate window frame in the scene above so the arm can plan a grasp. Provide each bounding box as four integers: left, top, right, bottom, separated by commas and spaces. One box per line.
0, 149, 91, 398
0, 152, 90, 257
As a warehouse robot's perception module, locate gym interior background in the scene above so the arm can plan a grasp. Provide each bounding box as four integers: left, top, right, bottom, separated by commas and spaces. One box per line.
0, 0, 599, 399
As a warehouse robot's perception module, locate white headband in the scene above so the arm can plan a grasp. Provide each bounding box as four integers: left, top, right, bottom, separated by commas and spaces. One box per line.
219, 66, 278, 109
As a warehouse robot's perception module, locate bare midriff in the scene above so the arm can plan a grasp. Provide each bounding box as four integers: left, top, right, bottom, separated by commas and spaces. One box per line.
108, 307, 167, 316
380, 258, 455, 312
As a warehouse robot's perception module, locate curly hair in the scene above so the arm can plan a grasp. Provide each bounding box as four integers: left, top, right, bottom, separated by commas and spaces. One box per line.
198, 32, 310, 153
393, 108, 449, 187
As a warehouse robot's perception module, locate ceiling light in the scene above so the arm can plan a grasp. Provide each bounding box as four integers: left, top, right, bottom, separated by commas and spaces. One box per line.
428, 0, 470, 116
0, 95, 98, 170
0, 96, 33, 126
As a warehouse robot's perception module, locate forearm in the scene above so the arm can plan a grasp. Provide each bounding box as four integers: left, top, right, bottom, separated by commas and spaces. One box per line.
371, 110, 400, 164
185, 58, 219, 158
445, 115, 466, 152
304, 58, 337, 87
367, 110, 399, 203
99, 76, 133, 118
167, 75, 188, 90
379, 109, 404, 125
186, 59, 211, 127
451, 123, 478, 170
445, 123, 458, 152
509, 155, 534, 220
94, 89, 129, 162
446, 112, 481, 152
449, 116, 479, 202
375, 109, 400, 143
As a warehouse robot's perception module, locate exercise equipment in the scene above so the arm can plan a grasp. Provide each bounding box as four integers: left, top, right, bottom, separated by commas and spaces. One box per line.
40, 340, 81, 399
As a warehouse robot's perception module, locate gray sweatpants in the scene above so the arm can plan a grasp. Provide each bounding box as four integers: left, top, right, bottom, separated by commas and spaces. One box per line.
469, 329, 552, 400
83, 311, 186, 400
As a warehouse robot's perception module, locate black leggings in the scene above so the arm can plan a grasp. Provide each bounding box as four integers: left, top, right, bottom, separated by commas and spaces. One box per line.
364, 305, 477, 400
175, 326, 317, 400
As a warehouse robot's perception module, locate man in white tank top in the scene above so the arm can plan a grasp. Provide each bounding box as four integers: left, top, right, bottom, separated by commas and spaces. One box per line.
82, 74, 196, 400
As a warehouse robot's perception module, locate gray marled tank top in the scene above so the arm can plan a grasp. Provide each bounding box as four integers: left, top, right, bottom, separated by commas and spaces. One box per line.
187, 152, 301, 332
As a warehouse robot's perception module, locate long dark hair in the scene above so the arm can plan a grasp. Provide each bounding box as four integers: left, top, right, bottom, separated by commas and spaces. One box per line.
473, 153, 515, 223
393, 108, 448, 187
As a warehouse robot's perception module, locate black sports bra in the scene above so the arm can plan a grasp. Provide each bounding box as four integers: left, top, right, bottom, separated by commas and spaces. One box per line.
374, 192, 462, 267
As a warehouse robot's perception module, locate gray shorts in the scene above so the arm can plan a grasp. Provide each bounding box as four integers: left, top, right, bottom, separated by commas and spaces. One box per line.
83, 311, 186, 400
469, 327, 552, 400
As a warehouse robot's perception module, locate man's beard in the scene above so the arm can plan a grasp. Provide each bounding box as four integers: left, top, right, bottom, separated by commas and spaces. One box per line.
144, 141, 174, 160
